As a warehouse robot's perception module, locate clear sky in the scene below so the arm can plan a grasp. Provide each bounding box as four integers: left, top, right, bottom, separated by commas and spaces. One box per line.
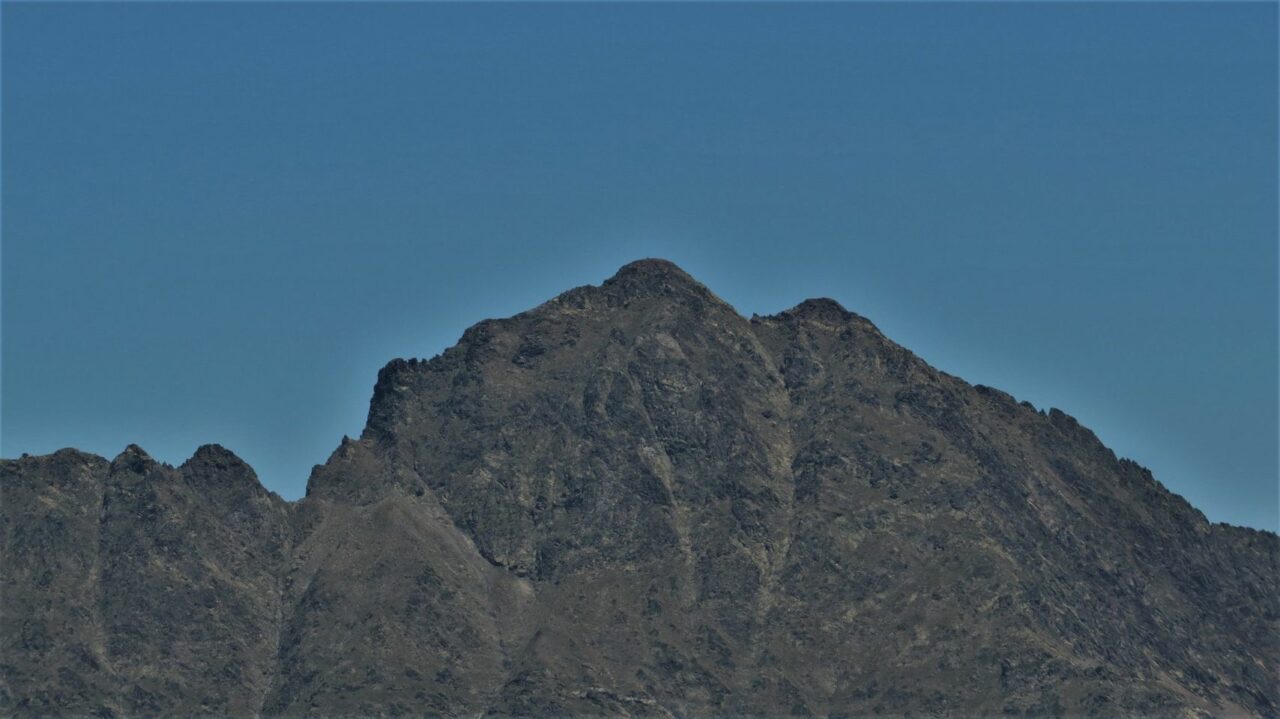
2, 3, 1275, 530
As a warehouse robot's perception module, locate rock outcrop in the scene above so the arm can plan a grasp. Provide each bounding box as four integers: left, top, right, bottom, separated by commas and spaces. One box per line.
3, 259, 1276, 717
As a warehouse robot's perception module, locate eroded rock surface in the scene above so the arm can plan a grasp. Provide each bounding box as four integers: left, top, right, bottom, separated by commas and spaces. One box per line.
3, 260, 1276, 717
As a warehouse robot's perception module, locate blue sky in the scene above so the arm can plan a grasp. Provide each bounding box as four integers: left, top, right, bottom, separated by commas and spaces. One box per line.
2, 3, 1275, 530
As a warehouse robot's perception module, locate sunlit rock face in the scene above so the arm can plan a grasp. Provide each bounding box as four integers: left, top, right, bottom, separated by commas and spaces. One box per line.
3, 260, 1276, 717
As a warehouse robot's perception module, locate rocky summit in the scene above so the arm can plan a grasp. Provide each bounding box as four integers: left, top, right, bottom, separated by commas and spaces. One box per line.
2, 259, 1276, 718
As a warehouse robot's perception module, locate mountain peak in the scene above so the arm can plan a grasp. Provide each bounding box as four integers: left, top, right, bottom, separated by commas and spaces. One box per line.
790, 297, 853, 321
600, 258, 716, 303
12, 261, 1273, 718
110, 443, 155, 473
184, 443, 251, 472
611, 257, 692, 280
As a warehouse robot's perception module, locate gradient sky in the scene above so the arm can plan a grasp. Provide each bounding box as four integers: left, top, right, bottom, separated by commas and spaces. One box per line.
2, 3, 1275, 530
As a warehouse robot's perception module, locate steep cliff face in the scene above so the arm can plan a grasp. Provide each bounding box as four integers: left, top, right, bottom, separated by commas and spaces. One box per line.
3, 259, 1276, 717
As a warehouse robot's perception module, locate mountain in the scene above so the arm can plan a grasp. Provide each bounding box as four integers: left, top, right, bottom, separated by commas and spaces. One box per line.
2, 259, 1276, 717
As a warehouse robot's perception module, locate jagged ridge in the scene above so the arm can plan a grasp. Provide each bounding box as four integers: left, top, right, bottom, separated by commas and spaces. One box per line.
3, 259, 1276, 717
